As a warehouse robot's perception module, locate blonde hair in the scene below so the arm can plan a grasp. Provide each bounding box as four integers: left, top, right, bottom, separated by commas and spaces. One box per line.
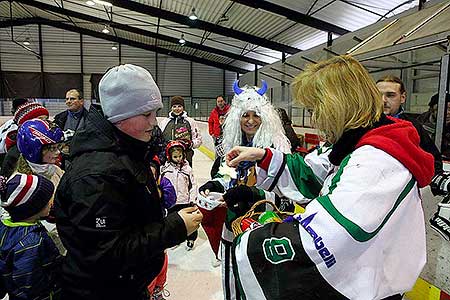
291, 55, 383, 143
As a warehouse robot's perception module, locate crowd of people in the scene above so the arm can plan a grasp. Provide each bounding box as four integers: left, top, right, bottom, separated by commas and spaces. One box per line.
0, 55, 446, 300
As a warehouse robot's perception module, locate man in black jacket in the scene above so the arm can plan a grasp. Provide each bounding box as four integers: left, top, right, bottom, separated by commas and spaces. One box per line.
53, 89, 88, 131
376, 75, 443, 175
54, 64, 202, 300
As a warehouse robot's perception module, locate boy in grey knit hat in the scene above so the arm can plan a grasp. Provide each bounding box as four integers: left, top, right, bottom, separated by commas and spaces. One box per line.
54, 64, 202, 300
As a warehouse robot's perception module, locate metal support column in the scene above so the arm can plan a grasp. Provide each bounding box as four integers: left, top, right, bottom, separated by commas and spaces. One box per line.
80, 34, 84, 97
38, 24, 45, 98
254, 64, 258, 85
435, 52, 450, 151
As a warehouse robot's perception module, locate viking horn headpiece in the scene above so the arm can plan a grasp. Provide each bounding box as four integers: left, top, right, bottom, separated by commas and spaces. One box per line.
233, 80, 268, 96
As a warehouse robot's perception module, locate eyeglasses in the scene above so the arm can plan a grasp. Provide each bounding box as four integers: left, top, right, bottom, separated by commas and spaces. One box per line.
43, 144, 62, 153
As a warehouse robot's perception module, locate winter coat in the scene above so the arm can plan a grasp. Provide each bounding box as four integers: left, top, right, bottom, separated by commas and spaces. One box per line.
159, 176, 176, 209
53, 107, 88, 131
0, 219, 62, 300
148, 125, 167, 165
0, 119, 17, 154
54, 106, 187, 300
161, 161, 197, 205
234, 116, 434, 300
397, 112, 442, 174
208, 104, 230, 138
159, 111, 202, 149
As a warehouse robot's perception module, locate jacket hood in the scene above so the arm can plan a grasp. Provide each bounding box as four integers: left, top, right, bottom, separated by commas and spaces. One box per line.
169, 111, 188, 119
70, 106, 149, 159
356, 116, 434, 188
214, 104, 230, 115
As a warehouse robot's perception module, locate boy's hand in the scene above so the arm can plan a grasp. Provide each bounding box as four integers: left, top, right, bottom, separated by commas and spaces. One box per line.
178, 206, 203, 236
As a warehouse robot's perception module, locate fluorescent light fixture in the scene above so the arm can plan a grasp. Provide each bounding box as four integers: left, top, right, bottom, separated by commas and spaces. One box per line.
179, 34, 186, 44
23, 38, 30, 46
93, 0, 112, 7
189, 8, 198, 20
86, 0, 95, 6
102, 26, 110, 34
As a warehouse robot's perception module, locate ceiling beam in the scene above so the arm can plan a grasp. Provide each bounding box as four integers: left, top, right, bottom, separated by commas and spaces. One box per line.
108, 0, 300, 54
231, 0, 349, 36
0, 18, 249, 74
11, 0, 268, 66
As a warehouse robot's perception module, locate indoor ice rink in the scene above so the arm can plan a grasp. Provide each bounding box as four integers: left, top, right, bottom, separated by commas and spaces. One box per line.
1, 0, 450, 299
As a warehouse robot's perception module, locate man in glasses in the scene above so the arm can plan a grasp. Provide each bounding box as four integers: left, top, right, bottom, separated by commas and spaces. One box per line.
54, 89, 88, 132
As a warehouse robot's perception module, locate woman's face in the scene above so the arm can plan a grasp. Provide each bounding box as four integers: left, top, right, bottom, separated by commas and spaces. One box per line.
41, 144, 60, 164
240, 111, 262, 139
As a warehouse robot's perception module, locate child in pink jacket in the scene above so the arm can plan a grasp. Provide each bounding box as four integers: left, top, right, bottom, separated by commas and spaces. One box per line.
161, 141, 198, 250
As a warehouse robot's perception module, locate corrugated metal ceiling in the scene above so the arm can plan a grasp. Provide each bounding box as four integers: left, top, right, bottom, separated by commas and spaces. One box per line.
0, 0, 430, 73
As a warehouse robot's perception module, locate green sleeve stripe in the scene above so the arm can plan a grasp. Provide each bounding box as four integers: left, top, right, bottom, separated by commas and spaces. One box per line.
285, 153, 322, 199
316, 154, 416, 242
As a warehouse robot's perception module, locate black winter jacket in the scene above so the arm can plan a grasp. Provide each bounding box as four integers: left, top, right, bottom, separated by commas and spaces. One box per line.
54, 106, 187, 300
53, 107, 89, 131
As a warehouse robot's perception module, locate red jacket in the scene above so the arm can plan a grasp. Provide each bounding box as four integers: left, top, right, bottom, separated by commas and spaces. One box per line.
208, 104, 230, 138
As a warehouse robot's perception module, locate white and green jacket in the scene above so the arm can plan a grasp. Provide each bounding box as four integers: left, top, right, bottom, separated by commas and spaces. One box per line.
234, 117, 434, 300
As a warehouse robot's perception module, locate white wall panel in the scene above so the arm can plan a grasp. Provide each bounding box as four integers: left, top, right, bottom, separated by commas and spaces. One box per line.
225, 70, 237, 97
0, 25, 41, 72
157, 54, 190, 96
121, 45, 156, 75
82, 35, 119, 73
192, 62, 223, 98
42, 26, 81, 73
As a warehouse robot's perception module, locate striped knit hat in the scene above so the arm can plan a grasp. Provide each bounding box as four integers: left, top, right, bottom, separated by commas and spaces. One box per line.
13, 102, 49, 126
0, 174, 54, 222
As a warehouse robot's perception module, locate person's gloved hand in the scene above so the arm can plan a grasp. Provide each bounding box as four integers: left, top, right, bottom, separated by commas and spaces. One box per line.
198, 181, 225, 196
223, 185, 263, 216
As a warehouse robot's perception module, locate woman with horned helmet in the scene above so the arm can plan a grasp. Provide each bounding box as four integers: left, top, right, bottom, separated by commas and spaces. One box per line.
198, 80, 291, 300
223, 55, 433, 299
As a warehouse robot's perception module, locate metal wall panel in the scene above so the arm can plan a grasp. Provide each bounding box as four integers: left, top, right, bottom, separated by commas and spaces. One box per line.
42, 26, 81, 73
121, 45, 156, 75
224, 70, 237, 97
0, 25, 41, 72
157, 54, 190, 96
83, 74, 92, 101
192, 62, 223, 98
82, 35, 120, 73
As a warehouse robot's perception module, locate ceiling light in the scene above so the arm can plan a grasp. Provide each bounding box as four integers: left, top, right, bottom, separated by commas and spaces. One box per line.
23, 38, 30, 46
179, 34, 186, 45
189, 8, 198, 20
93, 0, 112, 7
111, 44, 118, 50
86, 0, 95, 6
102, 25, 110, 34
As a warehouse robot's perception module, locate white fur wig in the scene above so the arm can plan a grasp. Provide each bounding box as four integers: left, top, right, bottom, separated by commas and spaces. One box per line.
222, 80, 291, 153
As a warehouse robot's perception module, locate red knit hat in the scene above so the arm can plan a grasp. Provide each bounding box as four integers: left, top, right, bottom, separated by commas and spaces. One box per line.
13, 103, 49, 125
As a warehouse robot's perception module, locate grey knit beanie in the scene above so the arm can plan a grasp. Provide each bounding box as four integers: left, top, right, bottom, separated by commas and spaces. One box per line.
99, 64, 163, 123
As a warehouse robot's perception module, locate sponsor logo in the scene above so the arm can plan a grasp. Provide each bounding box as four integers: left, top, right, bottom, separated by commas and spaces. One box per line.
96, 217, 106, 228
297, 213, 336, 268
262, 237, 296, 264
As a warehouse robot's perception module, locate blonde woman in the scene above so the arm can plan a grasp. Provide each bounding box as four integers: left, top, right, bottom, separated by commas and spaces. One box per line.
224, 55, 434, 300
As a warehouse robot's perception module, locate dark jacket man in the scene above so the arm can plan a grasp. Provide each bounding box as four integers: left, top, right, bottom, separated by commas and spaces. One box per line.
54, 106, 187, 300
54, 65, 201, 300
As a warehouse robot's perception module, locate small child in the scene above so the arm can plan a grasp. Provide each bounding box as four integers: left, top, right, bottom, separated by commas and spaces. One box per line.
0, 173, 62, 300
161, 140, 198, 250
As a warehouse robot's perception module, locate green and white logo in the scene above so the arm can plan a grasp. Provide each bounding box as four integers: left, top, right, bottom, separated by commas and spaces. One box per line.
263, 237, 295, 264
